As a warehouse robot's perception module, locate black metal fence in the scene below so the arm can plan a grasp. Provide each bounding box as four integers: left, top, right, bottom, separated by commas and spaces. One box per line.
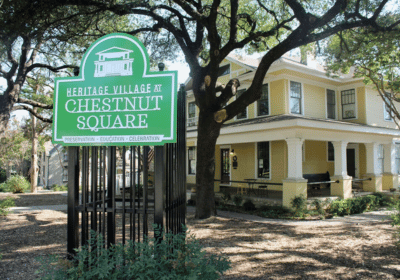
67, 85, 187, 256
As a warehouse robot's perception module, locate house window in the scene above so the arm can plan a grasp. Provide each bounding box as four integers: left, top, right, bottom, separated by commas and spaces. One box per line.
328, 142, 334, 161
188, 102, 196, 118
63, 152, 68, 162
341, 89, 356, 119
396, 145, 400, 174
236, 89, 247, 119
187, 102, 197, 127
258, 84, 269, 116
383, 96, 392, 121
257, 142, 270, 179
290, 81, 302, 114
377, 144, 384, 174
188, 147, 196, 175
63, 168, 68, 182
327, 89, 336, 119
218, 64, 230, 77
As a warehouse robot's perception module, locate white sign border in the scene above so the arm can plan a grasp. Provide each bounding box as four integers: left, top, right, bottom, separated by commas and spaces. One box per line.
53, 34, 177, 145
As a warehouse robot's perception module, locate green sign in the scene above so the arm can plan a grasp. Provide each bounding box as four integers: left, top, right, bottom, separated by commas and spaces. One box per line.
53, 33, 177, 146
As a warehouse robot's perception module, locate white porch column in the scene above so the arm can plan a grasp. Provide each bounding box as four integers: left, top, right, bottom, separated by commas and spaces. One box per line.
285, 138, 304, 179
384, 143, 396, 174
332, 141, 349, 177
383, 143, 397, 190
331, 141, 352, 199
283, 138, 307, 208
365, 143, 380, 175
364, 143, 383, 192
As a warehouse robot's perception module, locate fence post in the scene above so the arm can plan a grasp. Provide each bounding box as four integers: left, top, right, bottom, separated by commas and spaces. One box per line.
67, 146, 79, 257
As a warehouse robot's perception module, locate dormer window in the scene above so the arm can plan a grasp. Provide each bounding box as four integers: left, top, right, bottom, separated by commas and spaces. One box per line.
341, 89, 356, 119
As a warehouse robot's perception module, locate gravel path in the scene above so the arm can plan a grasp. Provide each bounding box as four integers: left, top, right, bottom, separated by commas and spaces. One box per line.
1, 193, 400, 279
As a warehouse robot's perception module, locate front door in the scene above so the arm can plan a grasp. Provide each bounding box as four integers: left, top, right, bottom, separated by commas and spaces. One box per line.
347, 148, 356, 178
221, 149, 231, 184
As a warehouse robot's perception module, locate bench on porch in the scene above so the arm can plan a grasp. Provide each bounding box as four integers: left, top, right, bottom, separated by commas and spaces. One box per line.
303, 171, 331, 189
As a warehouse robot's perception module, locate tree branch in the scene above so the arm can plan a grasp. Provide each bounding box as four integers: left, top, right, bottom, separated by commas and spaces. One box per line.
12, 105, 52, 123
17, 97, 53, 110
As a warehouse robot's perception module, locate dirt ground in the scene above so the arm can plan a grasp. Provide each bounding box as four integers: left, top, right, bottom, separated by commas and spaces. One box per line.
1, 192, 400, 279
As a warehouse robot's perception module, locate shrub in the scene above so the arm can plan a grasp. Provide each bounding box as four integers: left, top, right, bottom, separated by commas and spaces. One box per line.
1, 175, 30, 193
0, 182, 7, 192
291, 195, 308, 217
232, 193, 243, 207
311, 199, 325, 215
242, 199, 256, 211
0, 197, 15, 216
259, 204, 291, 218
52, 184, 68, 191
36, 227, 230, 280
327, 199, 351, 216
221, 190, 231, 202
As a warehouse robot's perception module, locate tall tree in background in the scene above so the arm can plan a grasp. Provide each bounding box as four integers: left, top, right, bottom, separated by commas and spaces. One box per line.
2, 0, 400, 218
0, 0, 135, 131
16, 74, 52, 192
0, 119, 31, 177
322, 22, 400, 125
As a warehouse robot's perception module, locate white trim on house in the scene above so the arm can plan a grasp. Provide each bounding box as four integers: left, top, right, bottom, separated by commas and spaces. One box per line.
288, 80, 305, 116
254, 141, 272, 180
383, 98, 394, 122
340, 88, 358, 120
254, 83, 270, 119
219, 145, 232, 186
325, 88, 337, 120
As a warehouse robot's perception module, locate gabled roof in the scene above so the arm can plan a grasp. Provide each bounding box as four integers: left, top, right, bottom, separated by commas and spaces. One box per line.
185, 51, 359, 92
225, 53, 259, 69
96, 47, 133, 55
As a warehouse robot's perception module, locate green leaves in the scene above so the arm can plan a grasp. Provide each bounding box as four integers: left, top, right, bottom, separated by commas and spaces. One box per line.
36, 227, 231, 280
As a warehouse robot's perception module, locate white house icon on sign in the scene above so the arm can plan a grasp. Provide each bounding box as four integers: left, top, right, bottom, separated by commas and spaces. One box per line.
94, 47, 134, 77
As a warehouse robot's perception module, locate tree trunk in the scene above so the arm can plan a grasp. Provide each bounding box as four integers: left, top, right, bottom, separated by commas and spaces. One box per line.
195, 108, 221, 219
31, 108, 38, 193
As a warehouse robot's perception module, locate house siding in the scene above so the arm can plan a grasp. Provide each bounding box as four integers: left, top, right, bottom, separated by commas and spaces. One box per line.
270, 79, 287, 115
303, 84, 326, 118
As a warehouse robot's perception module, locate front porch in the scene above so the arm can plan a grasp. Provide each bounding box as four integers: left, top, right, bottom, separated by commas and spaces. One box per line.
215, 179, 379, 207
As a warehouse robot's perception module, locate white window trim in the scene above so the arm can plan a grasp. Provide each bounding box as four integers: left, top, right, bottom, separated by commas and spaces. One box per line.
187, 101, 196, 118
325, 89, 337, 120
220, 145, 232, 186
255, 83, 270, 118
395, 143, 400, 175
340, 88, 358, 120
187, 146, 196, 176
254, 142, 272, 180
383, 98, 394, 122
288, 80, 304, 116
235, 88, 248, 120
378, 144, 384, 175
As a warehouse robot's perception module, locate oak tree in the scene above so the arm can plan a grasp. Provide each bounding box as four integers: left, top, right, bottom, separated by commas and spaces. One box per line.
4, 0, 399, 218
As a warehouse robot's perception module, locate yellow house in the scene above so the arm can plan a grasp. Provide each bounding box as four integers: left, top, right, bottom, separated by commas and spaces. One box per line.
186, 54, 400, 207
